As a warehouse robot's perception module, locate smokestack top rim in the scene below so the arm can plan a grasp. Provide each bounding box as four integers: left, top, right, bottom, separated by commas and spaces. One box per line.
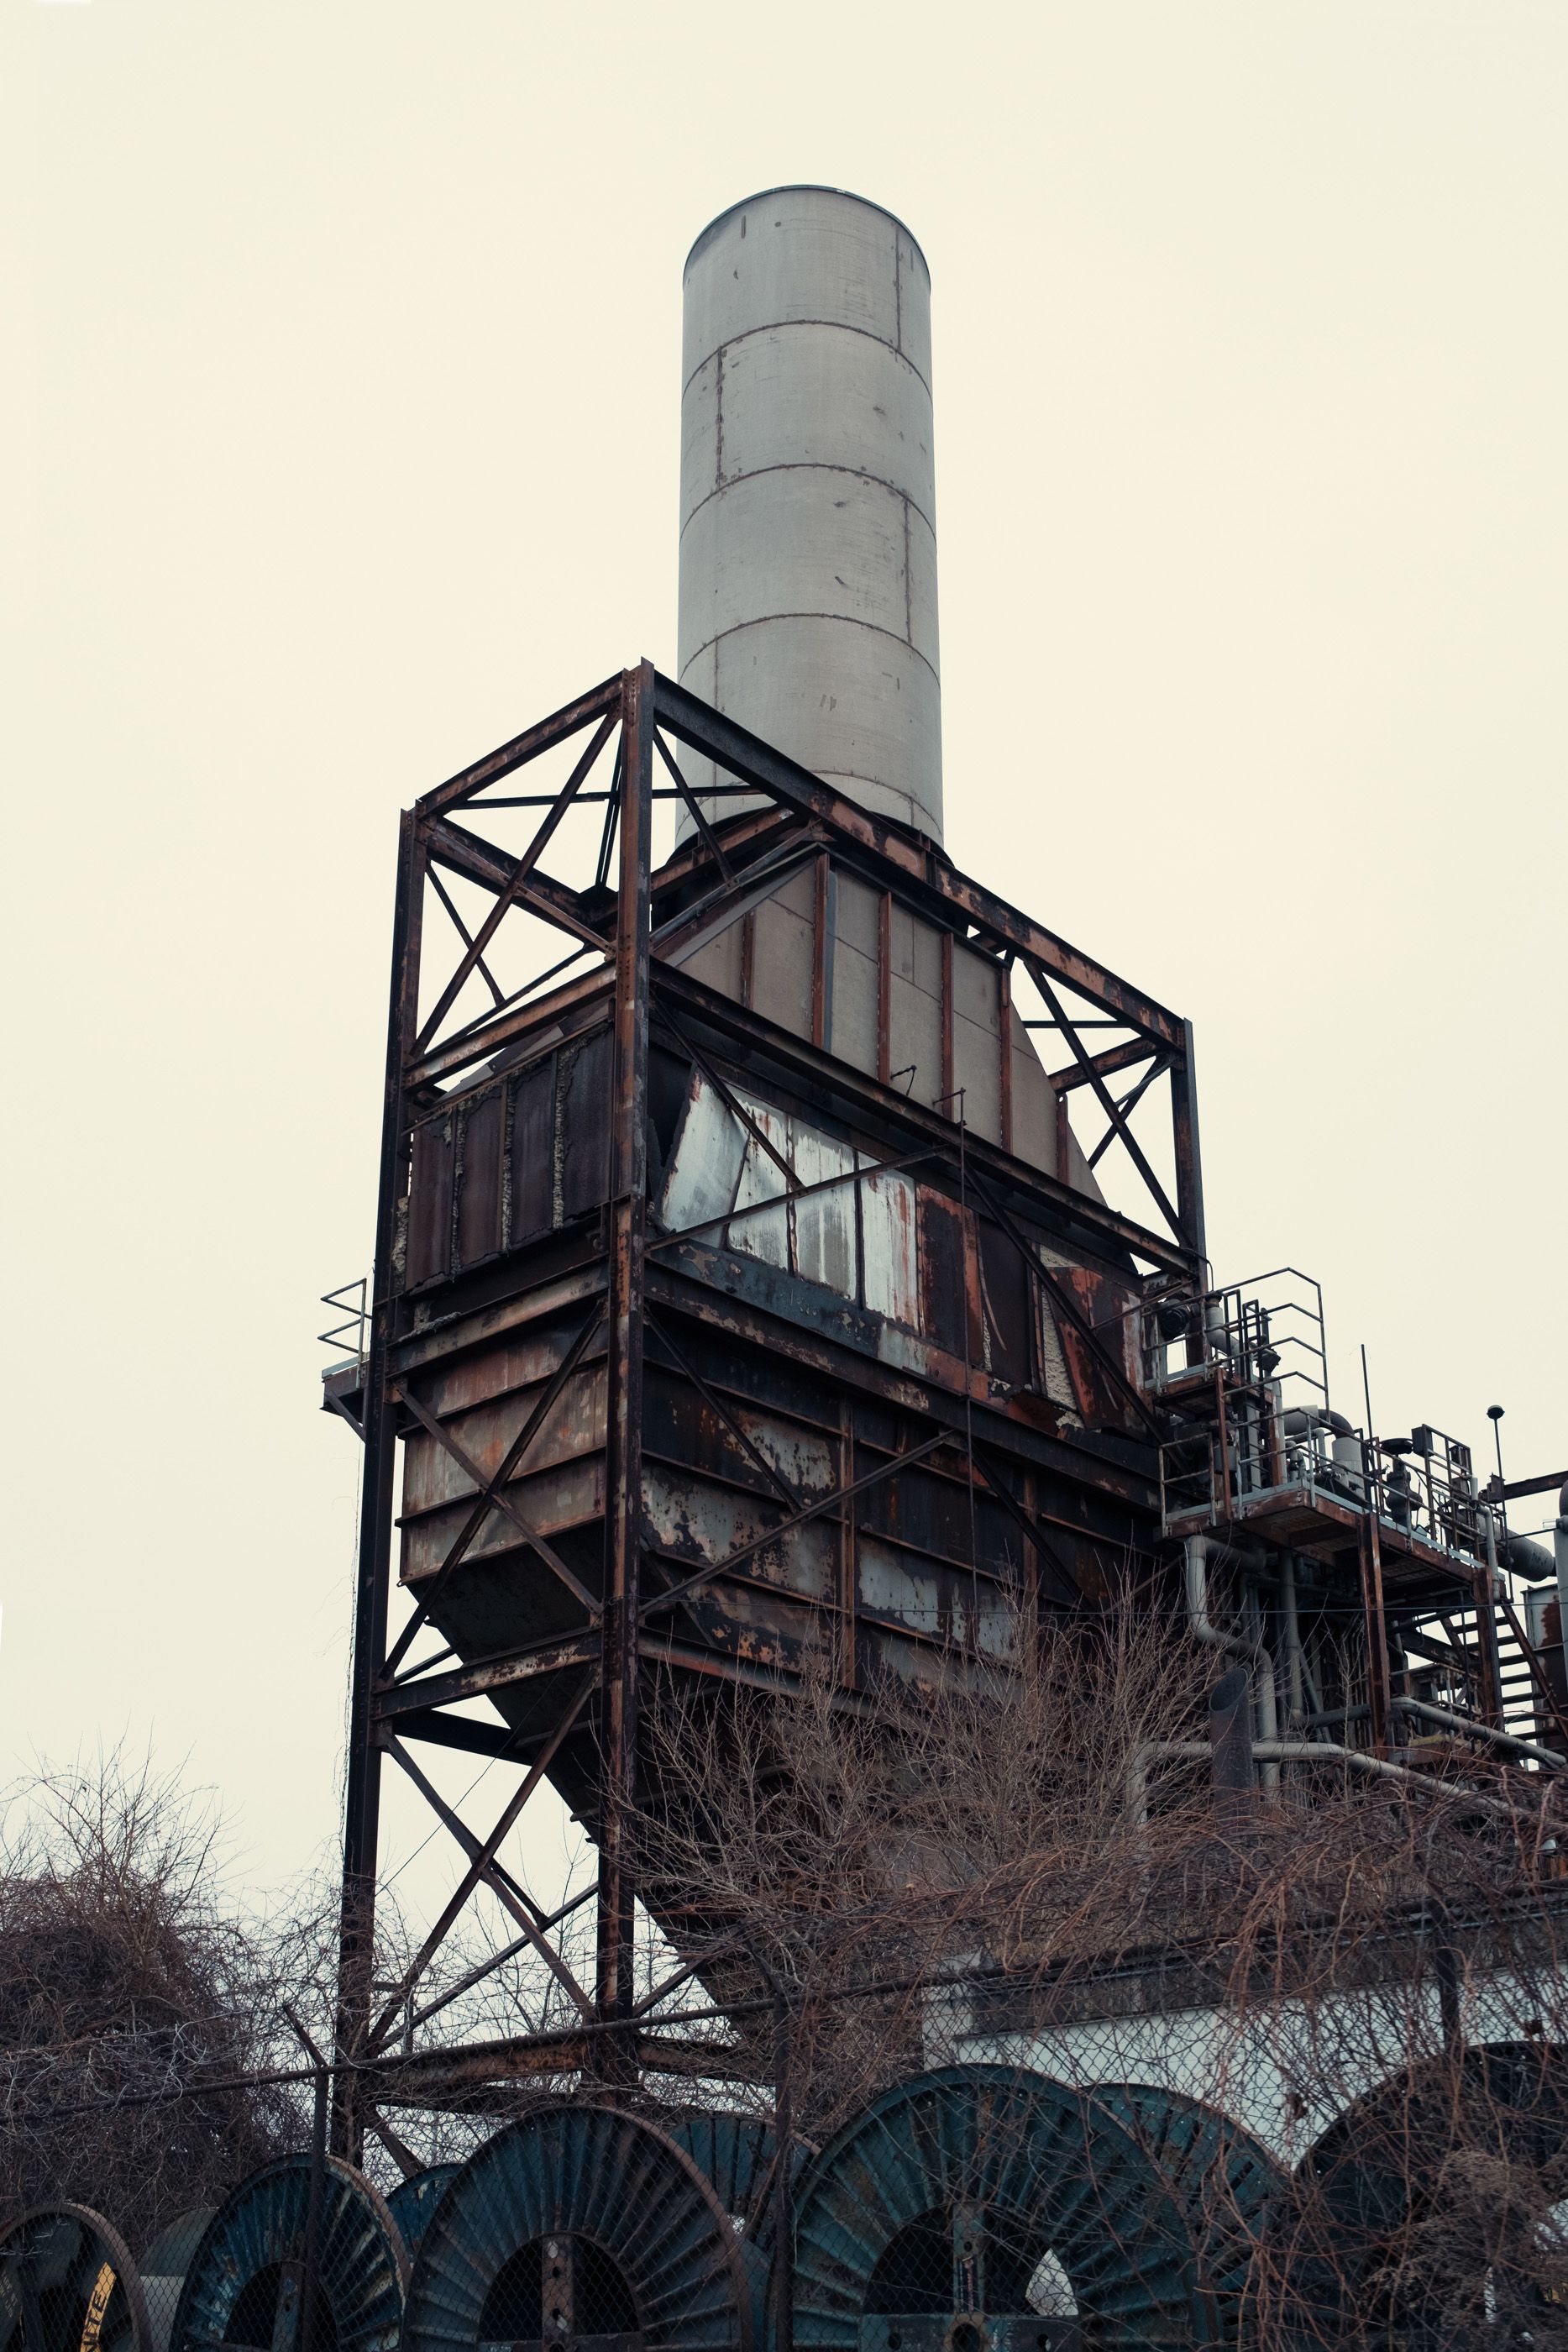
684, 185, 930, 281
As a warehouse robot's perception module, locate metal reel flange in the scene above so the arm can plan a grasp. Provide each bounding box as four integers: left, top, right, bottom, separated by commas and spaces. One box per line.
786, 2063, 1219, 2352
136, 2212, 213, 2352
663, 2110, 812, 2349
1280, 2040, 1568, 2351
0, 2205, 151, 2352
664, 2116, 783, 2230
1088, 2085, 1285, 2342
385, 2172, 460, 2263
401, 2101, 753, 2352
168, 2158, 405, 2352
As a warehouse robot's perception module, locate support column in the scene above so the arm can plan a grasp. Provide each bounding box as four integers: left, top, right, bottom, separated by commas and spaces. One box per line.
1357, 1509, 1394, 1756
1171, 1016, 1208, 1274
334, 811, 424, 2155
595, 664, 653, 2067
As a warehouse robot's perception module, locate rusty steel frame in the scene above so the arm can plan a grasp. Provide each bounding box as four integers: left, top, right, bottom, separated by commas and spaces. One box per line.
331, 664, 1214, 2146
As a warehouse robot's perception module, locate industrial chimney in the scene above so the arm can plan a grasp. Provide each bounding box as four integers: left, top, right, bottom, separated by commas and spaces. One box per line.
678, 185, 943, 843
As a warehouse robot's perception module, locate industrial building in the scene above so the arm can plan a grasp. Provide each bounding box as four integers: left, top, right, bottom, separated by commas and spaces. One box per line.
7, 188, 1565, 2352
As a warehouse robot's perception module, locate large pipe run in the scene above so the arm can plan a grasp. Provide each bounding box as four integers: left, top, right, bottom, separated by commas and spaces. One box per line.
679, 186, 942, 842
1183, 1536, 1279, 1788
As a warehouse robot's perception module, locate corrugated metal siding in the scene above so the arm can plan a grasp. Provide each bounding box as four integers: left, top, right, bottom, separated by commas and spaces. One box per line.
828, 872, 882, 1076
665, 854, 1102, 1202
751, 864, 815, 1038
400, 1026, 612, 1293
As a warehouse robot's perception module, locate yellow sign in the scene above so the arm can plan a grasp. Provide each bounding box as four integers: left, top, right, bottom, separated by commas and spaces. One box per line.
78, 2262, 116, 2352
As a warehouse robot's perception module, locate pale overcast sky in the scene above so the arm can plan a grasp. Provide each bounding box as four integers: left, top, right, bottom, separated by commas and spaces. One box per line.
3, 2, 1563, 1908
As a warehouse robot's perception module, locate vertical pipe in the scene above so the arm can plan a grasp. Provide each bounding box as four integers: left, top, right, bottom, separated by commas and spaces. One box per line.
1209, 1667, 1255, 1827
1170, 1016, 1208, 1273
1555, 1484, 1568, 1676
299, 2066, 328, 2352
595, 663, 654, 2069
834, 1394, 856, 1689
1477, 1515, 1507, 1729
772, 1991, 796, 2352
997, 959, 1014, 1157
1356, 1502, 1394, 1755
1245, 1583, 1281, 1793
334, 811, 424, 2158
1281, 1551, 1305, 1730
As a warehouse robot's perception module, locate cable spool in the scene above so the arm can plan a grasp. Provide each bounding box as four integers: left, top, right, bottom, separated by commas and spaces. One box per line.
1282, 2041, 1568, 2349
1087, 2085, 1284, 2340
136, 2213, 213, 2352
663, 2112, 813, 2349
168, 2157, 404, 2352
785, 2064, 1218, 2352
385, 2171, 460, 2261
0, 2206, 151, 2352
664, 2115, 782, 2229
401, 2101, 753, 2352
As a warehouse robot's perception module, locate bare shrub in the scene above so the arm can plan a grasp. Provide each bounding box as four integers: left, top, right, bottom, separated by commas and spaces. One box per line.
0, 1746, 295, 2246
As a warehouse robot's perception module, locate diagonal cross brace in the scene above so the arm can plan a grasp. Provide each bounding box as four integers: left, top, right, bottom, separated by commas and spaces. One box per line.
415, 711, 616, 1053
653, 1009, 801, 1194
1025, 957, 1183, 1242
648, 1143, 939, 1259
383, 1304, 606, 1679
391, 1378, 600, 1622
645, 1305, 805, 1513
1088, 1052, 1171, 1172
382, 1710, 596, 2029
425, 864, 506, 1011
640, 1429, 952, 1625
654, 729, 733, 885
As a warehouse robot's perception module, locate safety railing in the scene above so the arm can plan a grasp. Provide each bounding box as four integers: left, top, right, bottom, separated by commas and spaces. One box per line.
1149, 1272, 1487, 1572
318, 1274, 370, 1378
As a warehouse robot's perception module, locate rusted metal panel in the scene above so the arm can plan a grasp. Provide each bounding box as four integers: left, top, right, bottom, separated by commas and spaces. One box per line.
789, 1122, 857, 1297
729, 1104, 790, 1271
857, 1536, 1017, 1658
978, 1217, 1031, 1389
510, 1058, 555, 1241
455, 1087, 506, 1268
400, 1452, 606, 1579
399, 1368, 606, 1517
828, 871, 881, 1076
918, 1187, 968, 1360
658, 1064, 746, 1236
644, 1362, 836, 1502
560, 1032, 612, 1221
406, 1114, 455, 1289
859, 1163, 919, 1326
644, 1469, 837, 1600
679, 914, 745, 1003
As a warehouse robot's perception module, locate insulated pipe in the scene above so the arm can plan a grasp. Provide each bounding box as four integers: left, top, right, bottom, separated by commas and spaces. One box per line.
1183, 1536, 1278, 1790
1505, 1530, 1557, 1580
1305, 1697, 1565, 1771
1556, 1479, 1568, 1662
1279, 1551, 1306, 1729
1126, 1738, 1543, 1832
1395, 1695, 1565, 1772
1208, 1666, 1255, 1824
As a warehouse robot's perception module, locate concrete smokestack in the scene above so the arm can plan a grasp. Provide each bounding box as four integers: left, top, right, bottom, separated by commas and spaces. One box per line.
678, 186, 943, 843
